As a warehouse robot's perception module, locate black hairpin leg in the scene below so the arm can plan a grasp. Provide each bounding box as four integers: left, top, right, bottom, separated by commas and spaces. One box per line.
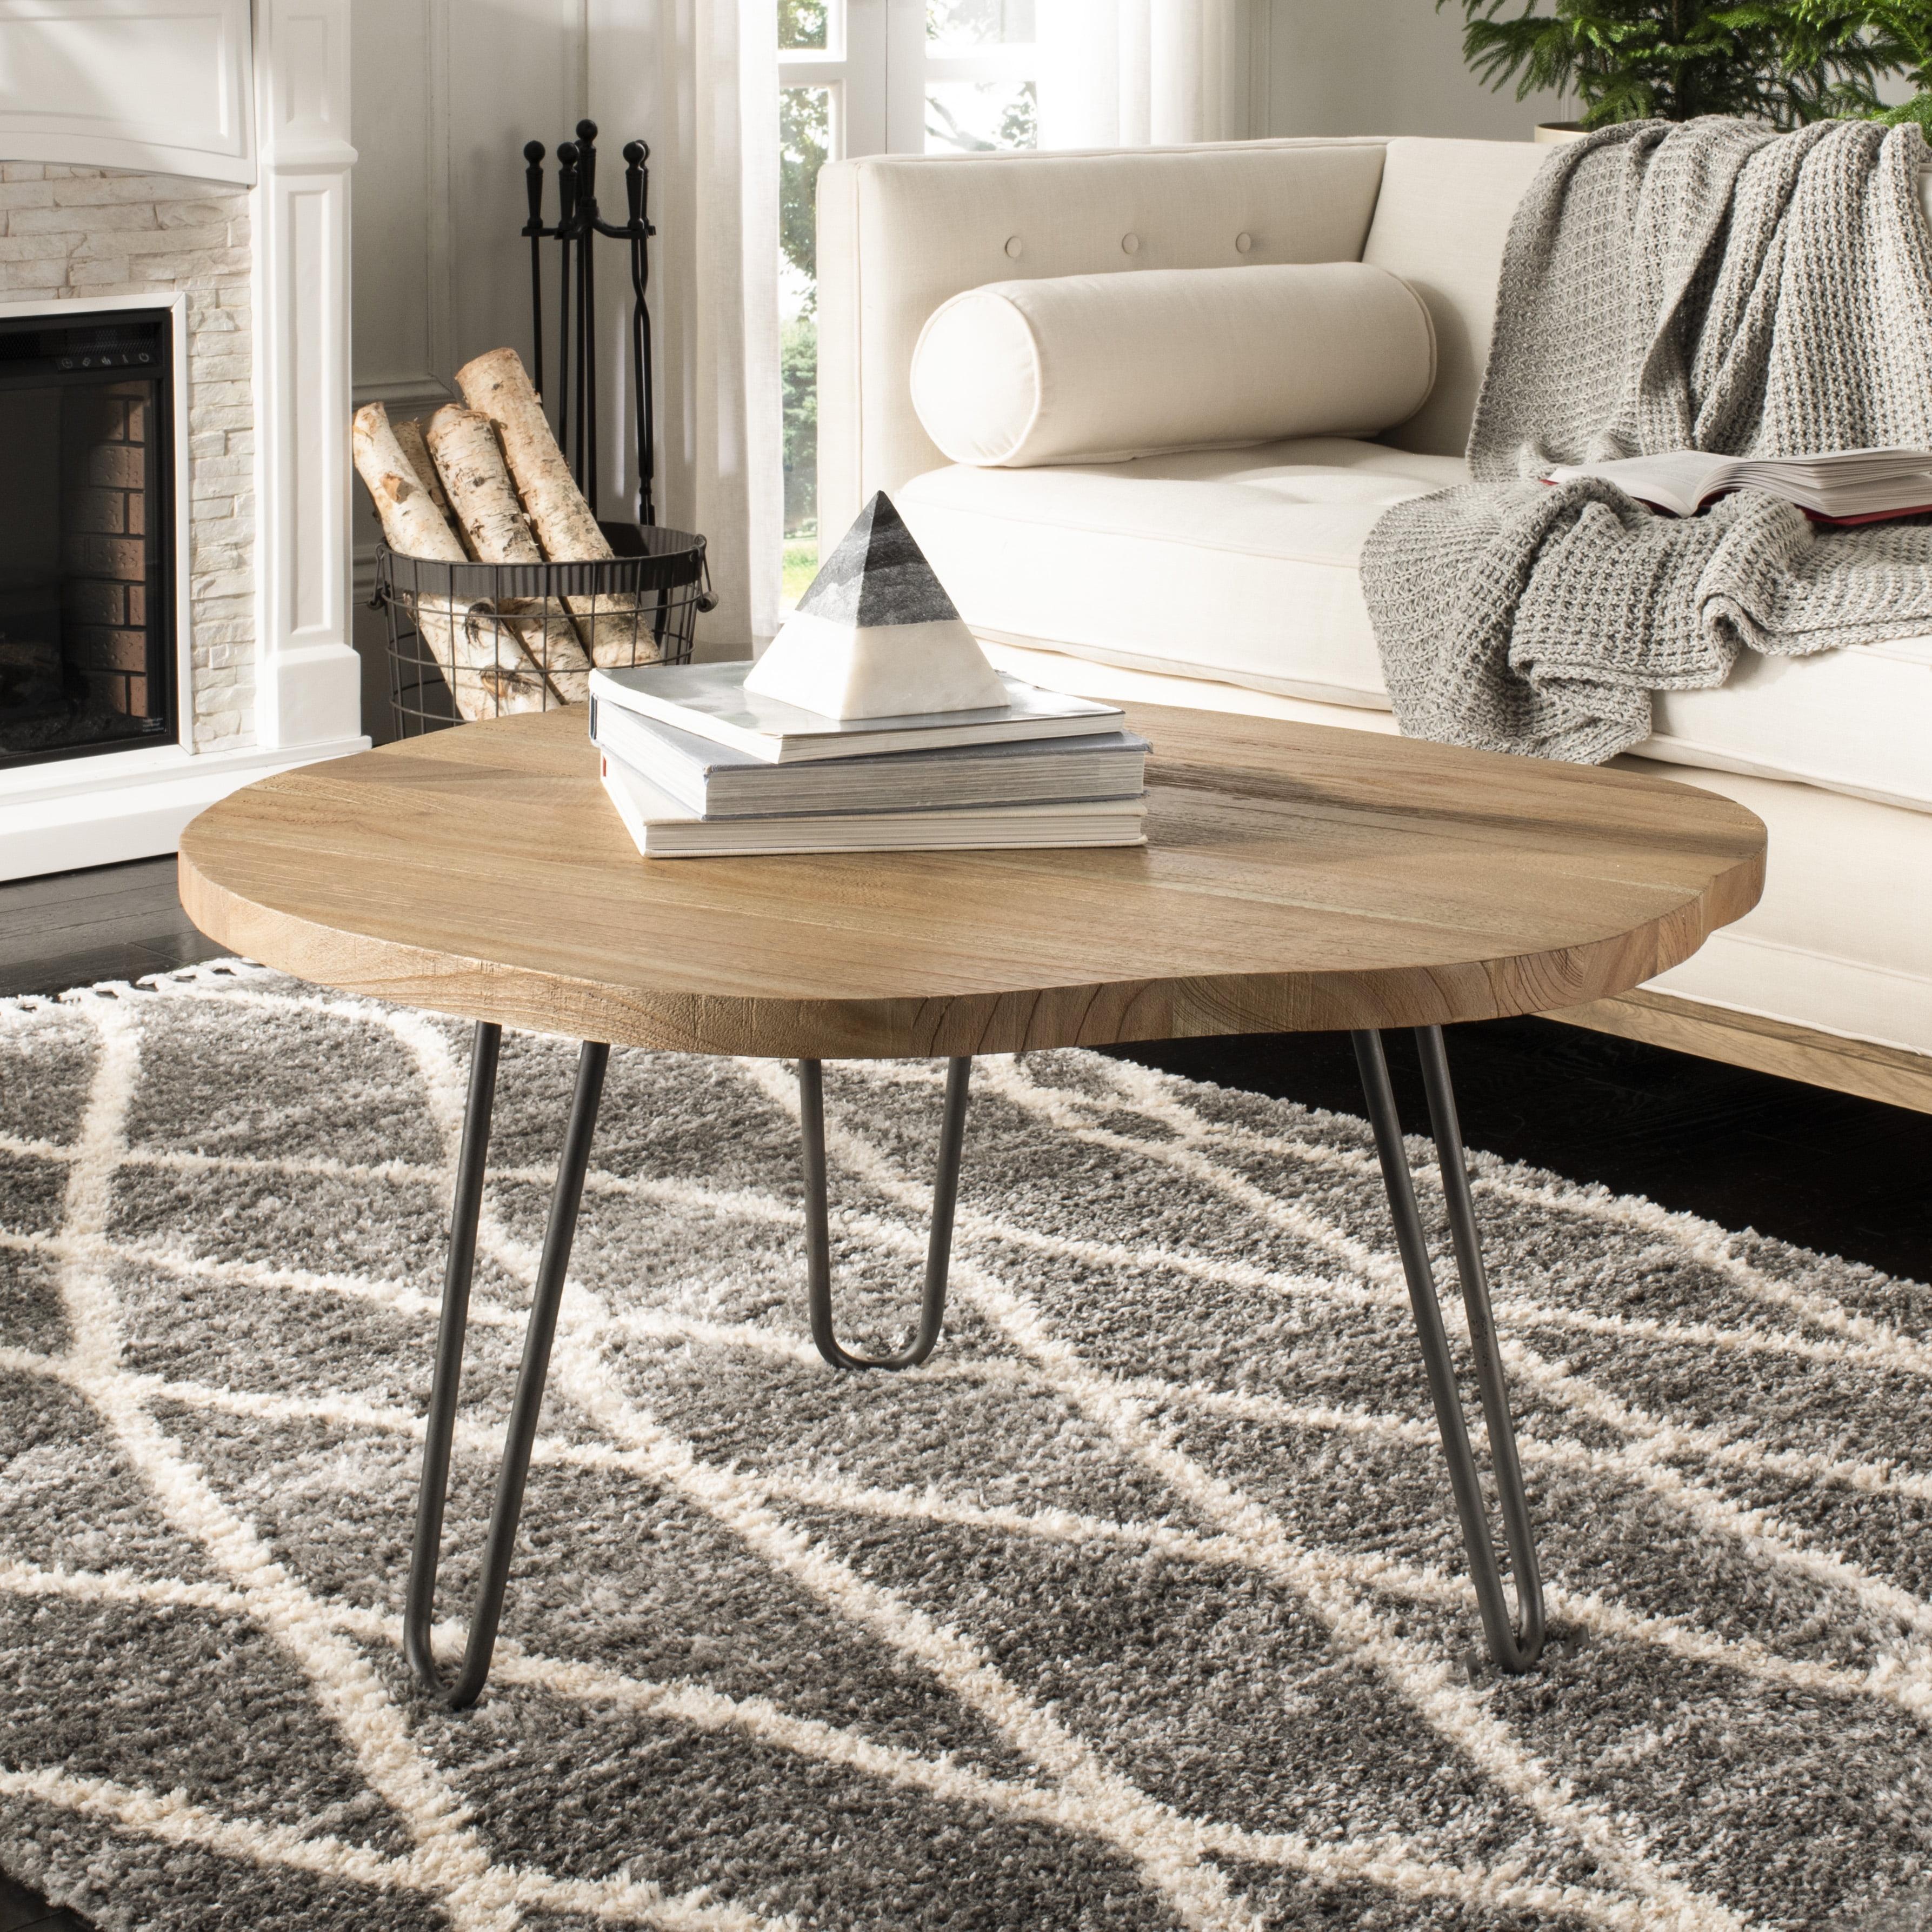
1351, 1027, 1545, 1673
798, 1056, 972, 1370
405, 1026, 610, 1708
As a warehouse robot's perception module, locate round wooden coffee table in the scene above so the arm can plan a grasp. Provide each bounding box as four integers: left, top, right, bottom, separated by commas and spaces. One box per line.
179, 703, 1765, 1701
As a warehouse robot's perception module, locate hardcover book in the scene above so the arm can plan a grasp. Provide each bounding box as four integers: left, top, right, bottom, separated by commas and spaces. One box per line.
588, 662, 1124, 765
598, 750, 1148, 858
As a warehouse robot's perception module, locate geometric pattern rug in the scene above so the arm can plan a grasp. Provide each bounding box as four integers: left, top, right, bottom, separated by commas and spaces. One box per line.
1, 960, 1929, 1932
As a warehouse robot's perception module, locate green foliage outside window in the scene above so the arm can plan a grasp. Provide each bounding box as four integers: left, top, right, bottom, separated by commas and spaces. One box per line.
780, 90, 827, 291
779, 0, 827, 51
781, 312, 818, 546
1438, 0, 1932, 126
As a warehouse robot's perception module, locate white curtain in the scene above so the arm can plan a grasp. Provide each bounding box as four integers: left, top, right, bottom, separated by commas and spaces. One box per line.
589, 0, 782, 656
1036, 0, 1255, 149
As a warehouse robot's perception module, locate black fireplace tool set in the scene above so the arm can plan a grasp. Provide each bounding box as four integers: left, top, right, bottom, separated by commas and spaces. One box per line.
523, 119, 656, 526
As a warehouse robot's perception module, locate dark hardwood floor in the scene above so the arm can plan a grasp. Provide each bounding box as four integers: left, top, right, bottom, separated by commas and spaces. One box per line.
0, 855, 229, 999
1114, 1021, 1932, 1287
0, 1871, 86, 1932
0, 858, 1926, 1927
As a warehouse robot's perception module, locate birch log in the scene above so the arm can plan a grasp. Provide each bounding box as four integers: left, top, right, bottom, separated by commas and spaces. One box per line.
497, 608, 595, 704
352, 401, 464, 563
459, 604, 552, 712
454, 348, 656, 668
427, 404, 542, 562
425, 403, 594, 703
391, 416, 454, 521
351, 400, 547, 718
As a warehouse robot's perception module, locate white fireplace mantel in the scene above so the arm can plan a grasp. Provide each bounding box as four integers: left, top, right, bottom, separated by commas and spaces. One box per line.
0, 0, 364, 881
0, 0, 256, 184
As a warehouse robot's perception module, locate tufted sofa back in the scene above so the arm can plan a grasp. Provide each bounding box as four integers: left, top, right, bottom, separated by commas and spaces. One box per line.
815, 134, 1549, 539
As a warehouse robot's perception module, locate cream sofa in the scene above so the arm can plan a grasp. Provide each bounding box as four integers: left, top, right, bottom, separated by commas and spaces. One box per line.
816, 135, 1932, 1110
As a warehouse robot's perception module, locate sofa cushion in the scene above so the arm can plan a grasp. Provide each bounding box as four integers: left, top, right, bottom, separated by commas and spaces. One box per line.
1628, 756, 1932, 1056
897, 438, 1932, 812
910, 264, 1435, 467
1643, 640, 1932, 812
896, 436, 1461, 708
1362, 138, 1548, 459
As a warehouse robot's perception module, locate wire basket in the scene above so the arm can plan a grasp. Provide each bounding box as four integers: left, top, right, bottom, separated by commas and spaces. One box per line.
375, 520, 712, 738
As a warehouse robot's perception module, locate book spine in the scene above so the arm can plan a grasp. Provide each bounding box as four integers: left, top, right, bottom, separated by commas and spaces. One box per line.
595, 733, 709, 817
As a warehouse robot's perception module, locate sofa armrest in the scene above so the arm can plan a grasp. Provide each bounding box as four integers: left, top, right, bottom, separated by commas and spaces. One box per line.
815, 138, 1390, 542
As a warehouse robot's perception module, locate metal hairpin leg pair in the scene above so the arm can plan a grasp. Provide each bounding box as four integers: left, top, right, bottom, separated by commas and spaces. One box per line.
403, 1025, 609, 1708
403, 1034, 975, 1706
1351, 1028, 1544, 1674
404, 1023, 1541, 1707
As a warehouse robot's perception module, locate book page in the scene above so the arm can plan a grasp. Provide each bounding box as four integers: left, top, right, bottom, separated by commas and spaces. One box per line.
1543, 452, 1738, 516
1546, 447, 1932, 518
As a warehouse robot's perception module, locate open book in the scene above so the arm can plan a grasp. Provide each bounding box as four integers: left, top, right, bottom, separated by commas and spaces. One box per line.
1543, 447, 1932, 523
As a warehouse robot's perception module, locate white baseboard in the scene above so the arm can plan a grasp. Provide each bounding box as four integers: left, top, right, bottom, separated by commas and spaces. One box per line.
0, 737, 368, 883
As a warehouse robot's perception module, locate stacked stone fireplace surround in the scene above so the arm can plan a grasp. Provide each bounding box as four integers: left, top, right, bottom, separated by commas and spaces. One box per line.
2, 163, 256, 751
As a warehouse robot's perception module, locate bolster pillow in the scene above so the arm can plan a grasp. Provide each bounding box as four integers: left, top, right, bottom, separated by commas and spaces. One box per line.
910, 262, 1437, 468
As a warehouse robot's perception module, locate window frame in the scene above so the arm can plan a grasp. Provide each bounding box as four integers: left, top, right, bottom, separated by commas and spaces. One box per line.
778, 0, 1038, 160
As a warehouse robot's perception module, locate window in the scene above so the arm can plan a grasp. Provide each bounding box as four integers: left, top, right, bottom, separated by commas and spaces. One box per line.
777, 0, 1037, 595
925, 0, 1036, 155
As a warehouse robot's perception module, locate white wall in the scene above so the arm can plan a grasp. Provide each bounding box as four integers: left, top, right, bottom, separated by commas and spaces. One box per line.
349, 0, 588, 737
1264, 0, 1563, 141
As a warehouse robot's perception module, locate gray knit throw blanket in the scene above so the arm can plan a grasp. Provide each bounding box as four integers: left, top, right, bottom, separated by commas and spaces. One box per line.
1361, 117, 1932, 762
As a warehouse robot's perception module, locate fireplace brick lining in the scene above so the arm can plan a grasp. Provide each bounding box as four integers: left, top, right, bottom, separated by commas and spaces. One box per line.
0, 162, 255, 751
60, 383, 153, 717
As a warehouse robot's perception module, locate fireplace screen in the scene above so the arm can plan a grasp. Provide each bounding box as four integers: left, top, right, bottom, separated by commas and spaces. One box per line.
0, 308, 176, 771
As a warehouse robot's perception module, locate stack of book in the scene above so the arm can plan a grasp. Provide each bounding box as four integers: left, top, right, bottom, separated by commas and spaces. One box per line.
588, 662, 1149, 858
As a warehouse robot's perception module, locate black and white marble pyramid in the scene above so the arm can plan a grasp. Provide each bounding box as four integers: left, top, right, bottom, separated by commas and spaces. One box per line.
744, 491, 1007, 719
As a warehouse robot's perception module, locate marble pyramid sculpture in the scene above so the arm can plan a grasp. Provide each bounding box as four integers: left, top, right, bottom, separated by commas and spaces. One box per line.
743, 491, 1008, 719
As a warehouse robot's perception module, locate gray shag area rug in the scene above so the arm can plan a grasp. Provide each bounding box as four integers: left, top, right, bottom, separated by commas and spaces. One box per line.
1, 962, 1929, 1932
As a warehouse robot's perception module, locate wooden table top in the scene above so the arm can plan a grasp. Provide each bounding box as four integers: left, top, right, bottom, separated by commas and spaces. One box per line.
177, 703, 1766, 1059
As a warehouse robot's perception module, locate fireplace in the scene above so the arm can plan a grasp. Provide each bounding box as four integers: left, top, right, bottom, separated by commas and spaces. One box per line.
0, 307, 176, 772
0, 0, 364, 881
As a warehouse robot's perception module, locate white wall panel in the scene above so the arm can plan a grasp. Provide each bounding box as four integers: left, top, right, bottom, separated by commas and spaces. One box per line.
349, 0, 442, 406
445, 0, 584, 374
351, 0, 583, 411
